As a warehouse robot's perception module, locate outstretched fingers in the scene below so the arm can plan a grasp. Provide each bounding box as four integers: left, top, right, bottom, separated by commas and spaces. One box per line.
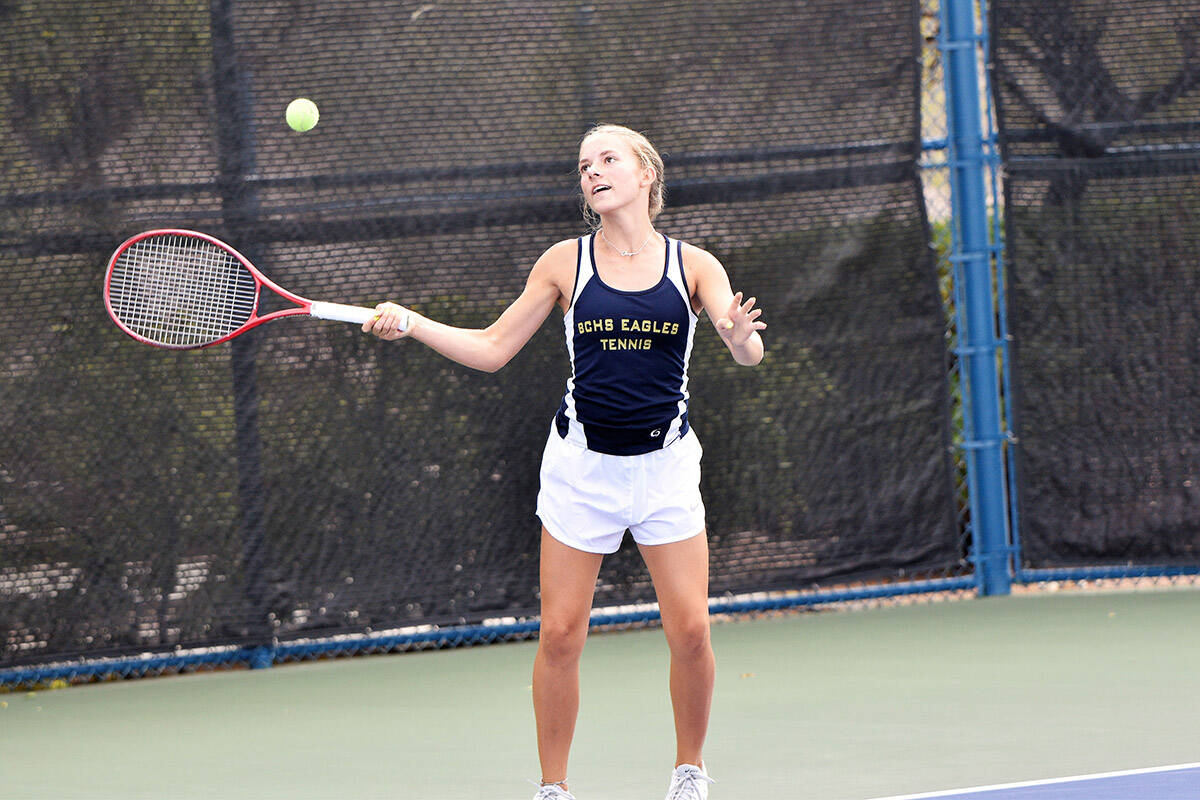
719, 292, 766, 335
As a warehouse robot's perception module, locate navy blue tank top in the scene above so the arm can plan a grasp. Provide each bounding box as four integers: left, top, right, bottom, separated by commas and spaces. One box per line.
555, 233, 698, 455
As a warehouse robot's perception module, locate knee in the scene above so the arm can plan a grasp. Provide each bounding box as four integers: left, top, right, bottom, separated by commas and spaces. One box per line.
667, 616, 712, 658
538, 617, 588, 665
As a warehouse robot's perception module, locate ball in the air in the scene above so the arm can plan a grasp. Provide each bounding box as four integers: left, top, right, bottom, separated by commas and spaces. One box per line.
286, 98, 319, 132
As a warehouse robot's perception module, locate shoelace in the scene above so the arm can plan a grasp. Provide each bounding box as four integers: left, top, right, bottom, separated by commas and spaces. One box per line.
527, 778, 575, 800
666, 767, 715, 800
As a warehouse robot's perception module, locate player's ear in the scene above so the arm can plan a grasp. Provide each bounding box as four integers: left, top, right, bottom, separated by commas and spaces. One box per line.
641, 163, 657, 188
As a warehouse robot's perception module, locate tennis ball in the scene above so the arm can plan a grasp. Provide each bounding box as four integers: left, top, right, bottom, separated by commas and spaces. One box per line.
286, 98, 319, 132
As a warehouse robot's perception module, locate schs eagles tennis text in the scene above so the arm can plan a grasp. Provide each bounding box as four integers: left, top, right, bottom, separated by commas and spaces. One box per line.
576, 317, 682, 351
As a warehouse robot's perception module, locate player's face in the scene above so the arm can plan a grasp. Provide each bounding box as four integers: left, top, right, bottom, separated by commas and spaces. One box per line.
578, 134, 653, 219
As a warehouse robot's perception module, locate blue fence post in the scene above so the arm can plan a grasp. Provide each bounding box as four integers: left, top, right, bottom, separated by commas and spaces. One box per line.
939, 0, 1012, 595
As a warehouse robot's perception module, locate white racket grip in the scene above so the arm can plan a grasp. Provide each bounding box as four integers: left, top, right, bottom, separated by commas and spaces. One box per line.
310, 301, 409, 331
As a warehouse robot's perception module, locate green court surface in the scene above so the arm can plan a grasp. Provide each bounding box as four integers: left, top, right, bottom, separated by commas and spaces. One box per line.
2, 588, 1197, 799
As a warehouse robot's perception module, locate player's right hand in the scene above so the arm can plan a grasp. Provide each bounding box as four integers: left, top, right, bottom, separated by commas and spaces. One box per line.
364, 302, 413, 340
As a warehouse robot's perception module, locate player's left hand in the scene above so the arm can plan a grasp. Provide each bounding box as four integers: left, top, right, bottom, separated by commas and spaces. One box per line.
716, 292, 766, 345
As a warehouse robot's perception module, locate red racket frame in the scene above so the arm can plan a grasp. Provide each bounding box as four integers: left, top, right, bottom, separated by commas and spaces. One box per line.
103, 229, 374, 350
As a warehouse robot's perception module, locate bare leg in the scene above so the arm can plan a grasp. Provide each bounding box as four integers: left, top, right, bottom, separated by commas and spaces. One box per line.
639, 531, 714, 768
533, 528, 604, 790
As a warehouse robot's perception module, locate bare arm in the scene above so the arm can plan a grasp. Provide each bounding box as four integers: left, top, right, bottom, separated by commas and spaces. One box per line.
363, 241, 573, 373
684, 244, 766, 366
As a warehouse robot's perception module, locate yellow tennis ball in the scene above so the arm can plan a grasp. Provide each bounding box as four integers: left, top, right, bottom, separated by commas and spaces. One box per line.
286, 98, 319, 132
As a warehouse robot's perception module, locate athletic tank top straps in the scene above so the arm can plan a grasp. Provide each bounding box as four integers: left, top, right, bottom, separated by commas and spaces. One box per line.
556, 233, 699, 456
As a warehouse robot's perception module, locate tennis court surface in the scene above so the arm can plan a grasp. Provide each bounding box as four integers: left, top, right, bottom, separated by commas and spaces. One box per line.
2, 589, 1197, 799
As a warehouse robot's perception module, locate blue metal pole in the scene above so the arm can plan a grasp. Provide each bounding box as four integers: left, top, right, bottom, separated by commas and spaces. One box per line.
975, 2, 1024, 582
940, 0, 1012, 594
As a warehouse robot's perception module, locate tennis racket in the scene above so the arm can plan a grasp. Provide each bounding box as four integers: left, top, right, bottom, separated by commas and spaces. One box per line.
103, 229, 406, 349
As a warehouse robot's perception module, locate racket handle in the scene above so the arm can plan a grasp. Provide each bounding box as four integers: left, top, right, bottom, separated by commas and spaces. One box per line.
310, 301, 409, 331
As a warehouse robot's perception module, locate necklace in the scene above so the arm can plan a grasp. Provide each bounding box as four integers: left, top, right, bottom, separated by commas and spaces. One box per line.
599, 227, 655, 257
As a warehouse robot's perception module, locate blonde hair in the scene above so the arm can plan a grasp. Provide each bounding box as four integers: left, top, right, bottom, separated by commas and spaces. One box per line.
579, 123, 665, 229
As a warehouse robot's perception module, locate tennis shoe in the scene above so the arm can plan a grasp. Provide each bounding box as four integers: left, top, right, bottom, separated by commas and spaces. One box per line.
665, 763, 714, 800
531, 782, 576, 800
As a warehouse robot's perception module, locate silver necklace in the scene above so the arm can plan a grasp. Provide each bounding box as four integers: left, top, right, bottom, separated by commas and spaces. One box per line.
599, 227, 655, 257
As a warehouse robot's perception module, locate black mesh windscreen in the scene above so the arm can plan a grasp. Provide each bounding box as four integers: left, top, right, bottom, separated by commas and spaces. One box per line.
993, 0, 1200, 566
1, 1, 959, 667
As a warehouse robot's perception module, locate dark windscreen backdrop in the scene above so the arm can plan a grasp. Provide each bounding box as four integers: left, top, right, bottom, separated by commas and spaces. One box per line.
1, 1, 959, 667
992, 0, 1200, 567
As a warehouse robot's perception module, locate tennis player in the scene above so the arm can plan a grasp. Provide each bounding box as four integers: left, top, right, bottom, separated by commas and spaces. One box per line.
364, 124, 765, 800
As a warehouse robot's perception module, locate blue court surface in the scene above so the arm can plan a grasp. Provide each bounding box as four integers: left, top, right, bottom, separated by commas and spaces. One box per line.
869, 764, 1200, 800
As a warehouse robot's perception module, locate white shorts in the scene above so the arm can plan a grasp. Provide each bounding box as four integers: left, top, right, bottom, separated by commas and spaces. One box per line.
536, 426, 706, 554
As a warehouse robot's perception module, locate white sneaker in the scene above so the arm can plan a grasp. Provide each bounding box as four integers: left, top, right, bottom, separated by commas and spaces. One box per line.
531, 782, 576, 800
665, 763, 714, 800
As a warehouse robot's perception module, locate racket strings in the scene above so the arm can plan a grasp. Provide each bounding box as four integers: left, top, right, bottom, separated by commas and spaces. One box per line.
109, 234, 258, 347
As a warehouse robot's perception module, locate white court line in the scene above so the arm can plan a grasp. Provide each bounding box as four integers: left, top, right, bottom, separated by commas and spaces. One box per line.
865, 762, 1200, 800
